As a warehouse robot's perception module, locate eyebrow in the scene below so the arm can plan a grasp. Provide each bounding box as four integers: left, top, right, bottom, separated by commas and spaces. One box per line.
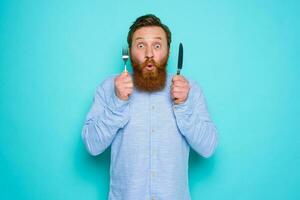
135, 37, 162, 41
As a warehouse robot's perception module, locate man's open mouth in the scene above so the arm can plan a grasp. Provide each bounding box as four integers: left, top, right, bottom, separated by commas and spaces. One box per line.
145, 64, 155, 71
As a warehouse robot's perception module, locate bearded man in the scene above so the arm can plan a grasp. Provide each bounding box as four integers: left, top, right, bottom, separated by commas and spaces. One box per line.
82, 14, 218, 200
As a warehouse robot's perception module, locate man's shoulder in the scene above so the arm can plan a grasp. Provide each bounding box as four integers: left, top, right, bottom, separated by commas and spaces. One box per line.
96, 74, 119, 91
92, 74, 119, 101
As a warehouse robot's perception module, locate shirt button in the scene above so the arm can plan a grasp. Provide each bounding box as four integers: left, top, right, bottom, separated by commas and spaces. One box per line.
151, 129, 154, 133
152, 105, 155, 110
151, 171, 156, 177
152, 198, 155, 200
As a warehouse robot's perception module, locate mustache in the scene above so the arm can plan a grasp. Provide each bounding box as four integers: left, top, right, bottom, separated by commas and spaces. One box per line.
141, 59, 161, 69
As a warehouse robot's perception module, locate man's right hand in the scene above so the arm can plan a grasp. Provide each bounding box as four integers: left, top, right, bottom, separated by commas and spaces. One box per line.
114, 71, 133, 101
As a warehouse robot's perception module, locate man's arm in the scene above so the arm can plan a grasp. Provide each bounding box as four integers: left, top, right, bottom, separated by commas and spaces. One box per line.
82, 77, 130, 156
173, 81, 218, 158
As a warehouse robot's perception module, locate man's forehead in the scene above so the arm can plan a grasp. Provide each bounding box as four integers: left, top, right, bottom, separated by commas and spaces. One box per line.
132, 26, 167, 41
134, 36, 162, 41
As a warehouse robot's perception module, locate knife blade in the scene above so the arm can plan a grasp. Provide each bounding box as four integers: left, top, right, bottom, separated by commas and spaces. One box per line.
177, 43, 183, 75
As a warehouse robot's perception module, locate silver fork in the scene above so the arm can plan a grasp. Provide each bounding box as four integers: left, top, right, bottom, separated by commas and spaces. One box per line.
122, 47, 129, 72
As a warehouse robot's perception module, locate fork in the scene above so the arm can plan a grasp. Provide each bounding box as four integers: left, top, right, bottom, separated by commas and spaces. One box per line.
122, 47, 129, 72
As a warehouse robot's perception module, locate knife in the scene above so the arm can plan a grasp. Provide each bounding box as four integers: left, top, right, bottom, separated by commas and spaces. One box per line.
176, 43, 183, 75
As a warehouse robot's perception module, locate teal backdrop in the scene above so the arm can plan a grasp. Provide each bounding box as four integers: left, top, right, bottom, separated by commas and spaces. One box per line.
1, 0, 299, 199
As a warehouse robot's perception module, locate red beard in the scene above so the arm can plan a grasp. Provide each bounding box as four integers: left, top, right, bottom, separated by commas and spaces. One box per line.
131, 54, 169, 92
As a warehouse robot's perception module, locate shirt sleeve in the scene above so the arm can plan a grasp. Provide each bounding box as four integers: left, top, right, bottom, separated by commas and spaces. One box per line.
173, 81, 218, 158
82, 76, 130, 156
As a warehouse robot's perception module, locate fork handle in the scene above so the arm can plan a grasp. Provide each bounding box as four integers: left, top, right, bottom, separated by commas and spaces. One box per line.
124, 64, 127, 72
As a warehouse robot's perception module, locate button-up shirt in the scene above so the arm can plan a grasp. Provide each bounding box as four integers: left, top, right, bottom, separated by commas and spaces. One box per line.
82, 73, 218, 200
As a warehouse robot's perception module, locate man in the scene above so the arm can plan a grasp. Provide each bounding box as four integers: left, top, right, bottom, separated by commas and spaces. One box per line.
82, 14, 218, 200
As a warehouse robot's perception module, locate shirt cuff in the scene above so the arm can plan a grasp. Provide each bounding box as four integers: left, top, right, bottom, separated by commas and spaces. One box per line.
109, 90, 130, 112
172, 93, 193, 115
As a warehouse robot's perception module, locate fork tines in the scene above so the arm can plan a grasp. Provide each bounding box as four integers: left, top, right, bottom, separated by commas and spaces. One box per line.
122, 48, 129, 60
122, 47, 129, 72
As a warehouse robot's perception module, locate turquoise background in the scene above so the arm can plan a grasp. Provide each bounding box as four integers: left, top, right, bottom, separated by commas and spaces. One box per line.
1, 0, 299, 199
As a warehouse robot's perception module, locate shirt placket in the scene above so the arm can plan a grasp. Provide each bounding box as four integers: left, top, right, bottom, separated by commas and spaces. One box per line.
149, 93, 158, 200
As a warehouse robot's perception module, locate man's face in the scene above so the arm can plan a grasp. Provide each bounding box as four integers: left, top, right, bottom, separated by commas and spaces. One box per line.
130, 26, 170, 92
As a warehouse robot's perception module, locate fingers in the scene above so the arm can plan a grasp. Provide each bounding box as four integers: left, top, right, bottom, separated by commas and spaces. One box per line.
173, 98, 181, 104
115, 72, 133, 100
116, 72, 132, 84
121, 70, 129, 77
123, 82, 133, 90
171, 84, 189, 92
171, 77, 189, 94
172, 75, 188, 83
171, 75, 190, 104
172, 75, 189, 88
171, 92, 184, 99
120, 71, 132, 83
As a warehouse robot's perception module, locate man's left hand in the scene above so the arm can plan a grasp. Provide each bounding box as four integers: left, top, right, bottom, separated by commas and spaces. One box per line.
171, 75, 190, 104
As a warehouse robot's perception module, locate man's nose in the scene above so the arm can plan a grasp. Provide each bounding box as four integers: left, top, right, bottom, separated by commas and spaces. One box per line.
145, 47, 154, 58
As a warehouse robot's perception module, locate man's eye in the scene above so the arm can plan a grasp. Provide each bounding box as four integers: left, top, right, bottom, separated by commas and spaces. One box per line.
154, 44, 161, 49
137, 44, 144, 48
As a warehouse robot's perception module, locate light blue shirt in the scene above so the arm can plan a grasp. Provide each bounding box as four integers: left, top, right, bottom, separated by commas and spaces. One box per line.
82, 73, 218, 200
